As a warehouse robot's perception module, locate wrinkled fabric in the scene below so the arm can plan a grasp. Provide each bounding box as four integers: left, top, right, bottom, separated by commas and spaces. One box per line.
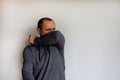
22, 31, 65, 80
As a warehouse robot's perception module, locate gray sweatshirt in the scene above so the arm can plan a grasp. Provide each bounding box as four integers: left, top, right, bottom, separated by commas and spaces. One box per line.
22, 31, 65, 80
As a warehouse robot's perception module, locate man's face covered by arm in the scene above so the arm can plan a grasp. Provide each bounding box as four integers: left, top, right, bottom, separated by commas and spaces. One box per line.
37, 20, 56, 36
29, 20, 56, 44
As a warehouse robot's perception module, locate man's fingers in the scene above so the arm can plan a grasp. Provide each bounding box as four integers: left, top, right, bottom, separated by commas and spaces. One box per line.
29, 35, 35, 44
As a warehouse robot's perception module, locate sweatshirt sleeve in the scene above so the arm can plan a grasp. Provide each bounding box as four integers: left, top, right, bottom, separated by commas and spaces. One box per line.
34, 31, 65, 51
22, 46, 35, 80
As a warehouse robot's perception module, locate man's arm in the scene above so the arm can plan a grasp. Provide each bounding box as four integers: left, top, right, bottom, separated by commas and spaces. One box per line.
22, 46, 35, 80
34, 31, 65, 51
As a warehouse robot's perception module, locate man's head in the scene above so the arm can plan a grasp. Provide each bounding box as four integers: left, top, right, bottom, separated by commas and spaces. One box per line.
37, 17, 56, 36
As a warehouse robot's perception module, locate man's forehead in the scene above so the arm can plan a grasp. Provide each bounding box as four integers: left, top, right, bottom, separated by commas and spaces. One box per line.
42, 20, 55, 29
43, 20, 55, 25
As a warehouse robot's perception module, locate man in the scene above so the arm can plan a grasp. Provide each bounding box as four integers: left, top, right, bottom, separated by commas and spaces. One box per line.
22, 17, 65, 80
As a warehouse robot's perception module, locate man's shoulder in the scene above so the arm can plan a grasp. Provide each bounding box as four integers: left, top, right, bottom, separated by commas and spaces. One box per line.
23, 45, 40, 57
24, 44, 39, 51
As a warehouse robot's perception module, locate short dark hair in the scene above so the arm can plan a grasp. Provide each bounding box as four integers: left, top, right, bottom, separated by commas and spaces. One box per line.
37, 17, 54, 29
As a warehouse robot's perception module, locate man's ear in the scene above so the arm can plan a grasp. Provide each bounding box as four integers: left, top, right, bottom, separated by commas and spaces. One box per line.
36, 28, 41, 34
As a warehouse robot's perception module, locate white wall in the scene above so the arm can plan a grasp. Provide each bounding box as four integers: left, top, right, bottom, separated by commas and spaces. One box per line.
0, 0, 120, 80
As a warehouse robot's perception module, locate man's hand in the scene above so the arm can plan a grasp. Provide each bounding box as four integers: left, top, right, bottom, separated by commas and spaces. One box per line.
29, 35, 35, 44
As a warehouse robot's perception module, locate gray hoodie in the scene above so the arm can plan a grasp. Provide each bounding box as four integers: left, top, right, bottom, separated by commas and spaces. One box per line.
22, 31, 65, 80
